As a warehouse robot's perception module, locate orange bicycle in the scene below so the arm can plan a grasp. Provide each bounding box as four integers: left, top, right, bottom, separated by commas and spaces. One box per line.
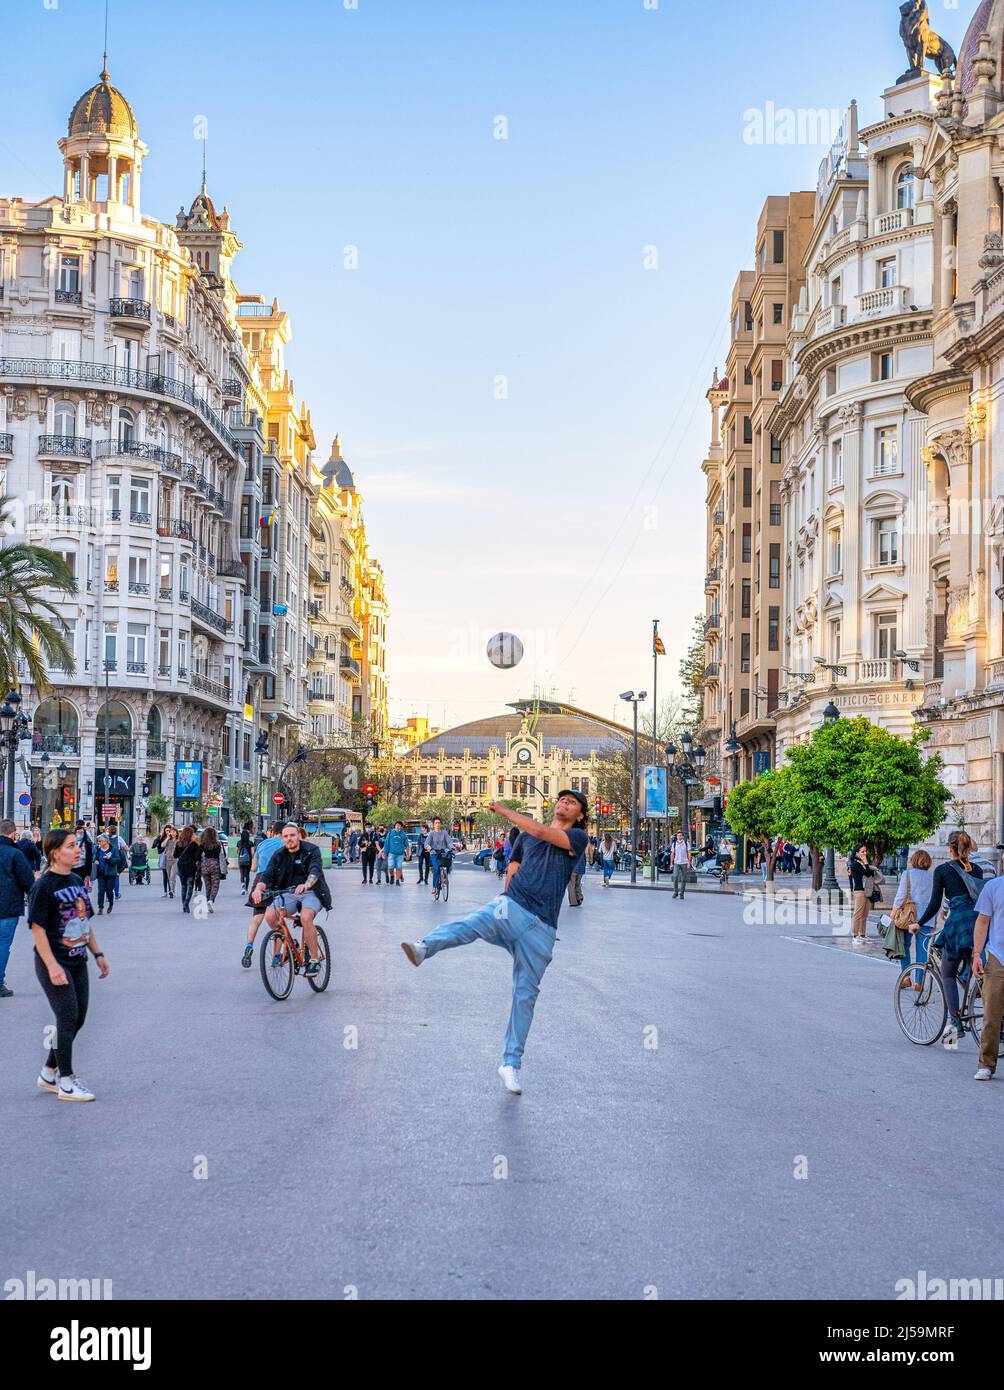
257, 893, 331, 1001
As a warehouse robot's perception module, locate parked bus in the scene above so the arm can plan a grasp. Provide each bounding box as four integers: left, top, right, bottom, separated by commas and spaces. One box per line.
304, 806, 364, 845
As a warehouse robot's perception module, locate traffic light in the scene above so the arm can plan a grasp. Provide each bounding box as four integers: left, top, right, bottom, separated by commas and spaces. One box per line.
600, 802, 611, 816
497, 776, 504, 794
362, 782, 378, 809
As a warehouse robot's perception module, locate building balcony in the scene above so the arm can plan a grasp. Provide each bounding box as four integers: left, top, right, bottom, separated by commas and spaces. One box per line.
172, 520, 193, 541
130, 511, 151, 525
33, 732, 80, 754
158, 586, 172, 601
0, 433, 12, 455
38, 433, 91, 459
308, 548, 326, 578
703, 661, 720, 682
218, 557, 243, 578
190, 597, 231, 635
704, 613, 720, 633
860, 658, 891, 681
705, 566, 721, 590
191, 672, 232, 703
97, 439, 184, 475
109, 297, 151, 322
126, 661, 147, 674
856, 285, 910, 318
28, 502, 95, 528
55, 287, 82, 305
0, 358, 238, 458
986, 657, 1004, 691
340, 654, 361, 680
146, 737, 168, 760
872, 208, 914, 237
814, 304, 846, 336
222, 378, 242, 401
95, 735, 135, 758
127, 581, 150, 595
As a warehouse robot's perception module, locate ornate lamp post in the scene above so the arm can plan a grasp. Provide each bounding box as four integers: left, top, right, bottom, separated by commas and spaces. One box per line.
665, 736, 706, 886
820, 700, 843, 901
0, 691, 30, 820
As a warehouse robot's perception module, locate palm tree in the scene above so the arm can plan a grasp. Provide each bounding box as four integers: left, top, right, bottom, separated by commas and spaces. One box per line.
0, 501, 76, 694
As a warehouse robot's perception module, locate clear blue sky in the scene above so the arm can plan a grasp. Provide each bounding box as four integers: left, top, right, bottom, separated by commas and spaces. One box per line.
0, 0, 965, 731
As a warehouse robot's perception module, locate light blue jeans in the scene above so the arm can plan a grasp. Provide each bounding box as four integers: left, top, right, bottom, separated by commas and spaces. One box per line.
0, 915, 17, 986
422, 895, 554, 1068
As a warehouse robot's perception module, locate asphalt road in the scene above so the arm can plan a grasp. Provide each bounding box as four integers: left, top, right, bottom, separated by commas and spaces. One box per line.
3, 859, 1002, 1300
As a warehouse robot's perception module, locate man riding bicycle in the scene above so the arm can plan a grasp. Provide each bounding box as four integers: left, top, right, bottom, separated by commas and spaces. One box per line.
251, 823, 332, 977
426, 817, 453, 899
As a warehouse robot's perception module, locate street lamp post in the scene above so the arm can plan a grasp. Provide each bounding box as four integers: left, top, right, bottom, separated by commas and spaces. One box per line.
820, 700, 843, 901
0, 691, 29, 820
620, 690, 647, 885
725, 722, 744, 871
665, 736, 706, 877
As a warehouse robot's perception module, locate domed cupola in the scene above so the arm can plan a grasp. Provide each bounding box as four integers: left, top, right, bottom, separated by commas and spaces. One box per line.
958, 0, 1004, 97
58, 59, 148, 217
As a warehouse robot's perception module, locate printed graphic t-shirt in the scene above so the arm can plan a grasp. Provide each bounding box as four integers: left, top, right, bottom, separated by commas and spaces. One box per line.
28, 870, 94, 964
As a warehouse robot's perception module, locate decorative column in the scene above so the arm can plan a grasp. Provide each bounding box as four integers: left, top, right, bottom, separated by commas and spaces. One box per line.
837, 402, 864, 666
906, 413, 929, 653
107, 156, 118, 203
940, 201, 957, 308
79, 155, 90, 204
867, 155, 880, 231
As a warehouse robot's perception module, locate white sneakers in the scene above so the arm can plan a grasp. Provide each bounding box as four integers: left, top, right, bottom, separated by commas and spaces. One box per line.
498, 1065, 522, 1094
400, 941, 427, 967
975, 1067, 993, 1081
37, 1069, 58, 1094
851, 935, 865, 948
57, 1076, 95, 1102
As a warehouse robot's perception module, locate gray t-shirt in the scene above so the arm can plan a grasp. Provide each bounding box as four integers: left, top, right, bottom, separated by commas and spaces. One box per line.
974, 875, 1004, 967
426, 830, 452, 855
505, 827, 589, 931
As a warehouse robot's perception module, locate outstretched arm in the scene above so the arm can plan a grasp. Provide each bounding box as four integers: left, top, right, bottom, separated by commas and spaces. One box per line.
489, 802, 574, 852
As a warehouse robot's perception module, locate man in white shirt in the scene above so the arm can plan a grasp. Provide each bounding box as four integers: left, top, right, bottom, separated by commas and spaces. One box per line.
972, 877, 1004, 1079
670, 830, 691, 900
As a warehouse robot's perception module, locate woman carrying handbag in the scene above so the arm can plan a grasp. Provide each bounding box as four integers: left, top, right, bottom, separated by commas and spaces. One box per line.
888, 850, 935, 985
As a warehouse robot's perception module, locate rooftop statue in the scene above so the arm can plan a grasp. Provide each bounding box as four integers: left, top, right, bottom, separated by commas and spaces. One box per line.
899, 0, 957, 80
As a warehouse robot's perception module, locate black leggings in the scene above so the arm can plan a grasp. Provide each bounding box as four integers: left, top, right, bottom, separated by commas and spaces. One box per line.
35, 951, 89, 1076
179, 873, 196, 910
361, 852, 376, 883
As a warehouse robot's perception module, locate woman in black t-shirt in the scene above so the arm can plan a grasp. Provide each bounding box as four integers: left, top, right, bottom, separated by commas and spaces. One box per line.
28, 828, 108, 1102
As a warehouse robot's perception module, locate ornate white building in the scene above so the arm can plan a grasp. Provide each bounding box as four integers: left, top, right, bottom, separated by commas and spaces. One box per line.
771, 84, 938, 753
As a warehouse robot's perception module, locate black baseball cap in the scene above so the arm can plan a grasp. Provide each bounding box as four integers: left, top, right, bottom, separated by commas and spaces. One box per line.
556, 789, 589, 824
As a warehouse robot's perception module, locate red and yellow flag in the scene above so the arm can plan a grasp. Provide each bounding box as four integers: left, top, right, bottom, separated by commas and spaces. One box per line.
653, 631, 666, 657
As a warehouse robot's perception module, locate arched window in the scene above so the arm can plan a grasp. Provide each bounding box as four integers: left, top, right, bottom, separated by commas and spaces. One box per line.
157, 421, 169, 453
53, 400, 76, 437
100, 701, 132, 738
147, 705, 162, 739
50, 477, 74, 509
118, 408, 135, 448
895, 164, 918, 211
33, 698, 80, 753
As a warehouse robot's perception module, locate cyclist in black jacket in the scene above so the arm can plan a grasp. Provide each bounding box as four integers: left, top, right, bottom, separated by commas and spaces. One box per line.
251, 824, 331, 977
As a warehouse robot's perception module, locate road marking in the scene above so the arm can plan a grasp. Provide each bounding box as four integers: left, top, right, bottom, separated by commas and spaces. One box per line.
780, 936, 893, 964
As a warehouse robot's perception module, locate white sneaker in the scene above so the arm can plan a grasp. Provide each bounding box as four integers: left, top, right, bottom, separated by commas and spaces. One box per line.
37, 1070, 59, 1094
942, 1025, 959, 1048
498, 1064, 522, 1094
400, 941, 427, 967
57, 1076, 95, 1102
851, 935, 865, 947
208, 902, 215, 914
975, 1067, 993, 1081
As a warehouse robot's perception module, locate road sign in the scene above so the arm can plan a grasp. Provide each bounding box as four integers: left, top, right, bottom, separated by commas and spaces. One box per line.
17, 792, 30, 807
272, 792, 285, 805
101, 803, 118, 820
206, 804, 219, 814
667, 805, 679, 817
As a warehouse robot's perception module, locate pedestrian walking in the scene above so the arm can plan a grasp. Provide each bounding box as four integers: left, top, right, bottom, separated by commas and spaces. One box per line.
600, 832, 617, 885
108, 821, 129, 900
972, 874, 1004, 1079
175, 825, 200, 914
128, 833, 150, 886
891, 850, 935, 986
198, 826, 225, 912
94, 835, 120, 914
29, 827, 108, 1102
848, 844, 875, 943
360, 824, 377, 884
384, 820, 409, 885
153, 825, 179, 898
916, 831, 985, 1044
0, 816, 36, 997
374, 827, 390, 886
16, 826, 42, 875
400, 792, 590, 1094
416, 823, 431, 885
237, 826, 254, 893
670, 830, 691, 900
73, 821, 93, 886
348, 828, 360, 864
567, 844, 586, 907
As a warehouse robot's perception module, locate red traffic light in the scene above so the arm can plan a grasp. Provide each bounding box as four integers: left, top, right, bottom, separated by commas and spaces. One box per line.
362, 783, 378, 796
600, 802, 611, 815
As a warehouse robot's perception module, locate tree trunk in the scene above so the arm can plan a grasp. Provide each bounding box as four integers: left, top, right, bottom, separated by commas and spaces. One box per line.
809, 845, 823, 892
764, 836, 775, 882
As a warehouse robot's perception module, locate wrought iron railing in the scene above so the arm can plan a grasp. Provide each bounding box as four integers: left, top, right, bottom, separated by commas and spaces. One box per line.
190, 597, 230, 634
109, 297, 151, 321
38, 434, 92, 457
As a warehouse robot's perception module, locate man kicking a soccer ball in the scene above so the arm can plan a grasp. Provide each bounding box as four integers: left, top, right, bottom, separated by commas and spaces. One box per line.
400, 790, 589, 1095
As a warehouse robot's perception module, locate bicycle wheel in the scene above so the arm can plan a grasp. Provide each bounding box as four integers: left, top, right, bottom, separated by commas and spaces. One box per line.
260, 929, 295, 1000
967, 979, 1004, 1056
307, 926, 331, 993
895, 963, 946, 1045
441, 870, 449, 903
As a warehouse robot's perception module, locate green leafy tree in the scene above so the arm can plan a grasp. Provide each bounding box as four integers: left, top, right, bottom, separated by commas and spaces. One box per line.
308, 774, 343, 811
474, 799, 528, 841
678, 612, 706, 732
0, 500, 77, 693
779, 716, 951, 859
227, 782, 257, 829
368, 802, 408, 828
416, 796, 468, 831
145, 792, 171, 832
725, 767, 791, 882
